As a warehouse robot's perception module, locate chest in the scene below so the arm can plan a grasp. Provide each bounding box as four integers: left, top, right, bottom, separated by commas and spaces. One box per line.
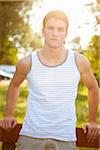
28, 65, 80, 91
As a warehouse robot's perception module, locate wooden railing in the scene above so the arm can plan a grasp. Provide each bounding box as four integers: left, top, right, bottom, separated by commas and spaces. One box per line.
0, 124, 100, 150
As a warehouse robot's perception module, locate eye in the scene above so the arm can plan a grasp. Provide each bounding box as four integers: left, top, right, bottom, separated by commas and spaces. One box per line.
58, 27, 64, 32
48, 26, 54, 30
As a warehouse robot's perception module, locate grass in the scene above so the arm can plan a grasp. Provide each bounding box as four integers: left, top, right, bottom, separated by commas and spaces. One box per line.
0, 80, 99, 150
0, 80, 28, 122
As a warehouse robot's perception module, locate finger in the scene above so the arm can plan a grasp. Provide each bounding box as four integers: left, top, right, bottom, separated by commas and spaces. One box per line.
93, 127, 100, 140
2, 120, 6, 129
12, 120, 17, 128
83, 125, 88, 134
88, 129, 96, 142
6, 121, 11, 129
4, 120, 10, 129
0, 120, 3, 127
0, 121, 1, 127
87, 127, 98, 142
2, 119, 12, 130
98, 127, 100, 136
2, 120, 9, 130
86, 126, 92, 142
7, 119, 16, 129
92, 129, 99, 141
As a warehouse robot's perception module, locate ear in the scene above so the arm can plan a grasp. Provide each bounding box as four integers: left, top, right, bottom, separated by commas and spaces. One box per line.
42, 28, 44, 36
65, 31, 68, 38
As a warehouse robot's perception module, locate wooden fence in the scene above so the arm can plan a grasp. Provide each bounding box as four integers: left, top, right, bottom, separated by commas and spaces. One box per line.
0, 124, 100, 150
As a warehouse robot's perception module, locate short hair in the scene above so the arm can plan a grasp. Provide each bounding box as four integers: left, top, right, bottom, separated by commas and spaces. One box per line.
43, 10, 69, 30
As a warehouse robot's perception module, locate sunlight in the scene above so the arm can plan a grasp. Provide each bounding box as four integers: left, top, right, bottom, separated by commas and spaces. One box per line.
29, 0, 95, 47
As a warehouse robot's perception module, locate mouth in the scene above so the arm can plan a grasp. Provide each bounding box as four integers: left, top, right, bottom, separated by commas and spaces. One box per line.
50, 38, 59, 41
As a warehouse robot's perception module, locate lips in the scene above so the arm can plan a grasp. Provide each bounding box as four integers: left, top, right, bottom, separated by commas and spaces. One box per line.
50, 38, 59, 41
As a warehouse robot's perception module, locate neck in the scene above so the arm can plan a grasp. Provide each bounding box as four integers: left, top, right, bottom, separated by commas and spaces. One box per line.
42, 44, 65, 59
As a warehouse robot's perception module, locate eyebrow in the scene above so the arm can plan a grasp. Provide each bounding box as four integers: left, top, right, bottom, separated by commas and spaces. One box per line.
47, 25, 65, 30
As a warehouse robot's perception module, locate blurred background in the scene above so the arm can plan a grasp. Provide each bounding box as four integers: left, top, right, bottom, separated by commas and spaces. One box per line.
0, 0, 100, 149
0, 0, 99, 82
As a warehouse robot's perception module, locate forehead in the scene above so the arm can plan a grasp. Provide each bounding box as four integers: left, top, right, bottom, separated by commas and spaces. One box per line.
45, 18, 67, 28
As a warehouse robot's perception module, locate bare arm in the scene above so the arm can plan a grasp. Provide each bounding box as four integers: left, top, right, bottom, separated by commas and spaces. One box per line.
0, 55, 31, 129
5, 63, 26, 117
76, 53, 99, 141
81, 68, 99, 123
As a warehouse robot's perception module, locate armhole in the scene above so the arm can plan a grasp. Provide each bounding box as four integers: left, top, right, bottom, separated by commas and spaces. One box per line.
27, 53, 32, 78
74, 52, 80, 74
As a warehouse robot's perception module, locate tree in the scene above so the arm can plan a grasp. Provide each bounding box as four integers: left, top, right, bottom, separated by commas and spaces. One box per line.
84, 35, 100, 84
85, 0, 100, 35
0, 0, 42, 64
30, 33, 43, 50
69, 0, 100, 52
83, 0, 100, 83
0, 39, 17, 64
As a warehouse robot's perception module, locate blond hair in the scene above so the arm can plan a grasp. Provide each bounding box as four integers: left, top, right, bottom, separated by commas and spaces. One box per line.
43, 10, 69, 30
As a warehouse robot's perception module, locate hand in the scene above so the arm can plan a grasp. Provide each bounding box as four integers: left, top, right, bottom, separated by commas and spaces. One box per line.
0, 116, 17, 130
83, 122, 100, 142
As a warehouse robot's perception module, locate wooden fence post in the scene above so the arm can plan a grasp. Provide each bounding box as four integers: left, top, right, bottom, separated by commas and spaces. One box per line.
0, 124, 100, 150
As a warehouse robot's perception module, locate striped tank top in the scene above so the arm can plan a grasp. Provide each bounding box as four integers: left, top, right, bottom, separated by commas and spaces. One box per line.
20, 50, 80, 141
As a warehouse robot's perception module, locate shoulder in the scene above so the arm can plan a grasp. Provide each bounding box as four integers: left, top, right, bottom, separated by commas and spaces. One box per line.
16, 55, 31, 76
75, 52, 91, 73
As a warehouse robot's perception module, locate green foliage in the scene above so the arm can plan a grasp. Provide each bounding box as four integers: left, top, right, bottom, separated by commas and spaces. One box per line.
0, 39, 18, 64
84, 35, 100, 83
0, 81, 28, 121
0, 0, 42, 64
31, 32, 43, 50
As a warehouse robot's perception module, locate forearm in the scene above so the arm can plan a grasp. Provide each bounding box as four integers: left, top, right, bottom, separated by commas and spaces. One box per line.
5, 81, 20, 117
88, 87, 99, 123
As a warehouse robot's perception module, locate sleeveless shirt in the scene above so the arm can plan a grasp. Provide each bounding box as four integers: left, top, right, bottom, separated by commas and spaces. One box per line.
19, 50, 80, 141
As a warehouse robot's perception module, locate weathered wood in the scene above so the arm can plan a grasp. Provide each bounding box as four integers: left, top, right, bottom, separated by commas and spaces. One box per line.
2, 142, 15, 150
0, 124, 22, 150
0, 124, 22, 143
0, 124, 100, 150
76, 128, 100, 148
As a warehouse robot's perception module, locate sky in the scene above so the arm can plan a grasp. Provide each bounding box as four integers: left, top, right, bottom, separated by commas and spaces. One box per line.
29, 0, 96, 48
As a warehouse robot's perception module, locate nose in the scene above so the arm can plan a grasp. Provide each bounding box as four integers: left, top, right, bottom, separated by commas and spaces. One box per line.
53, 29, 58, 36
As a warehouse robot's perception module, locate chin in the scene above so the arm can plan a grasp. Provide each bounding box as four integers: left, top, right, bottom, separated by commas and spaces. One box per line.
49, 45, 61, 49
45, 41, 62, 49
48, 43, 62, 48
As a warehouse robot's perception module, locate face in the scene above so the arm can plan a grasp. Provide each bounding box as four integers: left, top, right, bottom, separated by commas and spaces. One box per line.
42, 18, 68, 49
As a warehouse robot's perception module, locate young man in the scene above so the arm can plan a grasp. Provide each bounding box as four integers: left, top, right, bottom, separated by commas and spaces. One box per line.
0, 10, 99, 150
